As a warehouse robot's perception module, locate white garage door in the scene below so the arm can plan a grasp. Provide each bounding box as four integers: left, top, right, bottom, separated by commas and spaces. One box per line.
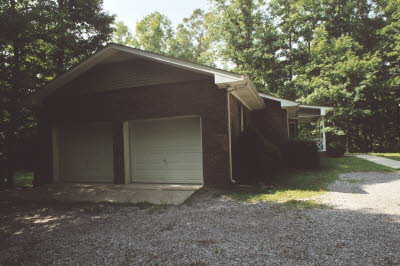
130, 117, 203, 184
58, 124, 113, 183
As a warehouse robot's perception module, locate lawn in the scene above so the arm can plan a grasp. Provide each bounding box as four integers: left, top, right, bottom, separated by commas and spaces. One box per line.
369, 153, 400, 161
230, 156, 396, 204
14, 172, 34, 188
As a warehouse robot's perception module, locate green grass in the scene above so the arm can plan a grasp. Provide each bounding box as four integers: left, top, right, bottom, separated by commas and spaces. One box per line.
229, 156, 396, 204
14, 172, 34, 187
279, 199, 331, 209
369, 153, 400, 161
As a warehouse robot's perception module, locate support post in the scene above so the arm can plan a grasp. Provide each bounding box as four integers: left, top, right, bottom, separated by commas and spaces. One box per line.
112, 121, 125, 184
123, 121, 130, 184
322, 116, 326, 151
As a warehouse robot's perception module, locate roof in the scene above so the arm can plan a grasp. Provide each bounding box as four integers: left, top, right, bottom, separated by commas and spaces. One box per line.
299, 105, 333, 116
258, 92, 333, 119
258, 93, 299, 108
28, 43, 265, 110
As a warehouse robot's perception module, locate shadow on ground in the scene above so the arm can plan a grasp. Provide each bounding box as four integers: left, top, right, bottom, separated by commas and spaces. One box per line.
0, 193, 399, 265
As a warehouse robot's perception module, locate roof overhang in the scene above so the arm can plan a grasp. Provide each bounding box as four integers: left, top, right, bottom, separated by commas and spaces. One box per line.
258, 92, 333, 120
299, 105, 333, 116
258, 93, 299, 109
27, 43, 265, 110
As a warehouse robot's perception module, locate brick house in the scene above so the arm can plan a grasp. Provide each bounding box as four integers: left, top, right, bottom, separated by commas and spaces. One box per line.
28, 43, 328, 188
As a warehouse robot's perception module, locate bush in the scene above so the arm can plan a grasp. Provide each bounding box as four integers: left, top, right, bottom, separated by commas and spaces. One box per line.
327, 142, 346, 157
282, 139, 320, 169
235, 128, 283, 185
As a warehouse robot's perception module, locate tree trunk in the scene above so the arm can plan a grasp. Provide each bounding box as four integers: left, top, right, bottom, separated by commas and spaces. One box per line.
4, 0, 19, 188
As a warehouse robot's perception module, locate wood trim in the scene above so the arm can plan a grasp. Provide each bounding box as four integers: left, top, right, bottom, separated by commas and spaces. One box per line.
51, 127, 60, 183
113, 121, 125, 184
123, 121, 130, 184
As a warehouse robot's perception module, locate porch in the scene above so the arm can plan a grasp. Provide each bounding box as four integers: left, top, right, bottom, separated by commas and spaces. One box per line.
258, 93, 332, 152
296, 105, 332, 152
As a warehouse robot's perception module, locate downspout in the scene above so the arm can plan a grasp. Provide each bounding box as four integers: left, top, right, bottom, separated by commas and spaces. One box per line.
227, 86, 236, 184
322, 116, 327, 152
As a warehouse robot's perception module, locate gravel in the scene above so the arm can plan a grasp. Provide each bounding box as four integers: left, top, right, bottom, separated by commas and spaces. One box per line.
320, 171, 400, 216
1, 171, 400, 265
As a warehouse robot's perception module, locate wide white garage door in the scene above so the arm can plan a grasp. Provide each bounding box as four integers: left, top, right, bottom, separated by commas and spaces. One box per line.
58, 124, 113, 183
130, 117, 203, 184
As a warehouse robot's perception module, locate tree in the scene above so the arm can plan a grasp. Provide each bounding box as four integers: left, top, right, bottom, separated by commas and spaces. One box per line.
112, 21, 133, 46
132, 12, 174, 54
209, 0, 399, 152
294, 25, 380, 150
211, 0, 283, 92
0, 0, 114, 187
111, 10, 218, 65
171, 9, 217, 65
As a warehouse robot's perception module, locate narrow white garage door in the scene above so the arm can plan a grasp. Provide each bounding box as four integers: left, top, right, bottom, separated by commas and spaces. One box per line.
58, 124, 113, 183
130, 117, 203, 184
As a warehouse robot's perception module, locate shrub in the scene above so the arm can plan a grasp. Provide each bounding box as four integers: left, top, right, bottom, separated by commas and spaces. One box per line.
235, 128, 283, 185
282, 139, 320, 169
327, 142, 346, 157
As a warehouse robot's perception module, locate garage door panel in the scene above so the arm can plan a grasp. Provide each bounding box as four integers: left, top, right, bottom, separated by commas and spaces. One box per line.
59, 124, 113, 183
134, 170, 203, 183
130, 117, 203, 184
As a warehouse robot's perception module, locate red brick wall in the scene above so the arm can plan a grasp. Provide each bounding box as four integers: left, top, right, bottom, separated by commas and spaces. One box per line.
251, 98, 289, 147
229, 93, 253, 180
229, 94, 240, 180
38, 78, 231, 187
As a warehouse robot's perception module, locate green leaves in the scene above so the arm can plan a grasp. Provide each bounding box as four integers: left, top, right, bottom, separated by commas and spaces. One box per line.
0, 0, 115, 184
111, 10, 217, 65
133, 12, 174, 54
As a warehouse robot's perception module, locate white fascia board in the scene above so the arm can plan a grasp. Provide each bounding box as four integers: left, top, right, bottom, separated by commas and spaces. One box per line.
258, 92, 299, 108
299, 105, 333, 115
109, 44, 245, 81
246, 78, 267, 110
227, 77, 265, 110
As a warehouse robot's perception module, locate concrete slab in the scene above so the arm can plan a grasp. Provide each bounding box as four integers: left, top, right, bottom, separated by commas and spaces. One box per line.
0, 183, 202, 205
355, 155, 400, 170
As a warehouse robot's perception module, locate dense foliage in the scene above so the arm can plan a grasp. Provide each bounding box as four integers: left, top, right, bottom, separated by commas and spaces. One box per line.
1, 0, 399, 187
0, 0, 114, 187
114, 0, 399, 153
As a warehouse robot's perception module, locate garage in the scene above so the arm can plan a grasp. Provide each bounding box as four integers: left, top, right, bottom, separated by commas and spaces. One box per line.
56, 124, 114, 183
129, 117, 203, 184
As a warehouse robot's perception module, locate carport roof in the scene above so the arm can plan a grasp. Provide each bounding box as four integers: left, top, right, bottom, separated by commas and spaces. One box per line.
258, 92, 333, 120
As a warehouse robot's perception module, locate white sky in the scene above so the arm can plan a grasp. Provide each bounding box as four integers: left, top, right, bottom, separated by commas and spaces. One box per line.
103, 0, 210, 28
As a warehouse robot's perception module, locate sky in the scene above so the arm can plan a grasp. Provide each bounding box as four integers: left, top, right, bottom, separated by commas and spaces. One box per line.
103, 0, 210, 28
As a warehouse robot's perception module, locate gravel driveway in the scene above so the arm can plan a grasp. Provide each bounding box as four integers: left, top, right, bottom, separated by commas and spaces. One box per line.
1, 171, 400, 265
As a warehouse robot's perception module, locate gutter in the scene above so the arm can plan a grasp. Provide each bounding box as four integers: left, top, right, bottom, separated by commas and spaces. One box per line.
227, 86, 237, 184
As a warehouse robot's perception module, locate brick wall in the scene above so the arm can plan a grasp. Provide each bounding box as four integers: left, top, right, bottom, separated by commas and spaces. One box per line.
229, 94, 290, 181
229, 93, 241, 180
38, 78, 231, 187
251, 98, 289, 147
